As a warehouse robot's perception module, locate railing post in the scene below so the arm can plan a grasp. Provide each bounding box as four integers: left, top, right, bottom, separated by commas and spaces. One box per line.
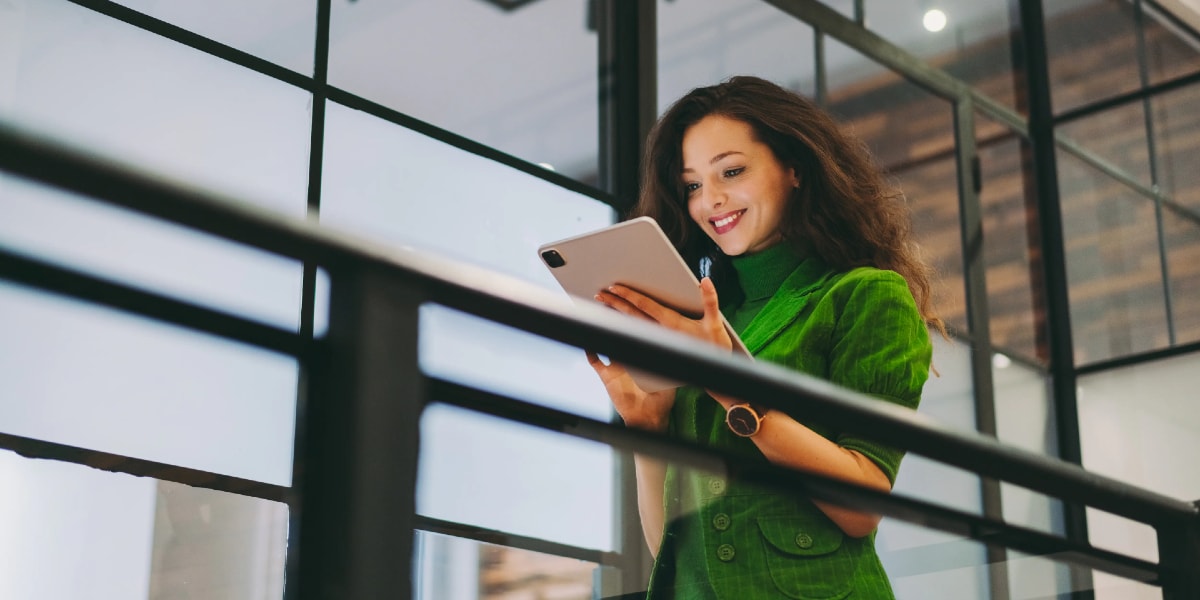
288, 266, 425, 600
1158, 503, 1200, 600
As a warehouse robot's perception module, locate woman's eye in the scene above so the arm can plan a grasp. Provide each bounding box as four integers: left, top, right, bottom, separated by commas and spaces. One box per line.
723, 167, 745, 178
684, 182, 700, 194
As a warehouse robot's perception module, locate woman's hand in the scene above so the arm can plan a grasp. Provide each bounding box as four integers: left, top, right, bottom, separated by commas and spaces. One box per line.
585, 352, 675, 432
596, 277, 733, 353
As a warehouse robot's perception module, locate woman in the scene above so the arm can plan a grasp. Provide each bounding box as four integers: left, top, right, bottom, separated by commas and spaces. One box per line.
586, 76, 941, 599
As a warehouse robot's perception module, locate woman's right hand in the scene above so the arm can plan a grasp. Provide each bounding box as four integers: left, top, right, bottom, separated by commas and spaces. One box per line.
585, 352, 675, 433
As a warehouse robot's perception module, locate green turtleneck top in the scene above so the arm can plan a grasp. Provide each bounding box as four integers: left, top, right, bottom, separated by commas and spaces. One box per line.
667, 242, 803, 599
725, 242, 806, 333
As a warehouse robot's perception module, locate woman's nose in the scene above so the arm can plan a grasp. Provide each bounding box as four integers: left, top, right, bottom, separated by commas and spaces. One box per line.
701, 184, 725, 209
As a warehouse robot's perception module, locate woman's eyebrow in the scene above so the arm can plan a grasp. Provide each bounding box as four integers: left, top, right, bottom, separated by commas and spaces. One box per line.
682, 150, 745, 173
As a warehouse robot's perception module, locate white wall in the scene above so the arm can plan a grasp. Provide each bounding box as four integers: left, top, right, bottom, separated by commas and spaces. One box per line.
1079, 351, 1200, 600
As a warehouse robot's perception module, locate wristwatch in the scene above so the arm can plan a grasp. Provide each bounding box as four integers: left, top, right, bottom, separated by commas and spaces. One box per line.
725, 403, 768, 437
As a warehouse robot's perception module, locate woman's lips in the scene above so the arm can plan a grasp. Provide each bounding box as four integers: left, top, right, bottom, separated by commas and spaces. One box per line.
711, 210, 745, 235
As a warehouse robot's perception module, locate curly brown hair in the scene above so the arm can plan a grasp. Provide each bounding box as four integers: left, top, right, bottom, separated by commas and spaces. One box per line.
630, 75, 943, 332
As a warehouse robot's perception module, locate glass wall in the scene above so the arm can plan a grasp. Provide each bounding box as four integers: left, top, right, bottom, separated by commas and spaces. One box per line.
4, 0, 1200, 598
328, 0, 601, 185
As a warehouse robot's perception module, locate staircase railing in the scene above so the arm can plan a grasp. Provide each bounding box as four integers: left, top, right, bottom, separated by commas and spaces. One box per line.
2, 121, 1197, 599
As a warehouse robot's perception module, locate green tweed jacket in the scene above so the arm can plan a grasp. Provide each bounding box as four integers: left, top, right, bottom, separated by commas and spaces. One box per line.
646, 258, 933, 600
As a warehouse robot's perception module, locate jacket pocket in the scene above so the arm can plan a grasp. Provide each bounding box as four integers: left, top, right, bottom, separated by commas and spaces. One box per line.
756, 515, 854, 600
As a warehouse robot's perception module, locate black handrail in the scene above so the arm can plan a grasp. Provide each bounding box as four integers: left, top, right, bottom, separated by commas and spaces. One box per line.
1, 121, 1192, 523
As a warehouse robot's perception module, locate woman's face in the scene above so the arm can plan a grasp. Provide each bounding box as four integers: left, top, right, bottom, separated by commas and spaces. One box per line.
682, 114, 797, 256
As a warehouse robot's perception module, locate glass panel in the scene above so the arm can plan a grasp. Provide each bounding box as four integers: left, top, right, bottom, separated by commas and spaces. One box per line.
1142, 2, 1200, 85
1057, 150, 1169, 364
319, 101, 615, 417
1151, 81, 1200, 212
327, 0, 599, 186
0, 450, 157, 599
863, 0, 1018, 110
978, 120, 1046, 364
820, 45, 967, 335
895, 156, 968, 336
825, 45, 956, 170
1046, 0, 1144, 115
418, 405, 614, 552
1164, 207, 1200, 345
824, 38, 892, 115
0, 282, 299, 486
108, 0, 317, 74
0, 451, 287, 600
657, 0, 816, 112
1078, 351, 1200, 501
148, 482, 288, 599
0, 176, 304, 330
993, 357, 1069, 592
878, 337, 985, 598
0, 0, 313, 211
1079, 351, 1200, 580
1057, 101, 1152, 189
414, 531, 597, 600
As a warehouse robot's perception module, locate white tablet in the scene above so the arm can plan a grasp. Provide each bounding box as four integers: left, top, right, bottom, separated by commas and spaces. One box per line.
538, 216, 751, 392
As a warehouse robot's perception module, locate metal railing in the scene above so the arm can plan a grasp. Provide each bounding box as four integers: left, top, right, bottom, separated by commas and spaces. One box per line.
2, 122, 1198, 599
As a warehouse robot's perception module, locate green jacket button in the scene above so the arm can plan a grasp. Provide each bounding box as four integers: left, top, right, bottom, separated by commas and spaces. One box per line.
716, 543, 736, 562
708, 478, 726, 495
796, 533, 814, 549
712, 513, 730, 531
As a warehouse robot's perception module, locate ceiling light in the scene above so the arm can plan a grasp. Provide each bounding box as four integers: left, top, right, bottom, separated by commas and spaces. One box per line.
923, 9, 947, 32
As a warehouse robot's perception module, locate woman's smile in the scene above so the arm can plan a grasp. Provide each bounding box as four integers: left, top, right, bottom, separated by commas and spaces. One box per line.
710, 209, 746, 234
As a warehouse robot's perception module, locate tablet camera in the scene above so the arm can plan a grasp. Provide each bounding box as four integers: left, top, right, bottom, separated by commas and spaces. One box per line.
541, 249, 566, 268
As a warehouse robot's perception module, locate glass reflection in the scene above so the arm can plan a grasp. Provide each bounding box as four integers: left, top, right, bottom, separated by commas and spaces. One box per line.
0, 0, 313, 212
1045, 0, 1143, 115
109, 0, 316, 74
0, 451, 288, 600
327, 0, 599, 185
1151, 82, 1200, 212
0, 282, 299, 486
418, 405, 615, 553
863, 0, 1018, 110
1057, 149, 1170, 364
977, 120, 1046, 364
657, 0, 816, 111
1057, 101, 1153, 189
1164, 208, 1200, 345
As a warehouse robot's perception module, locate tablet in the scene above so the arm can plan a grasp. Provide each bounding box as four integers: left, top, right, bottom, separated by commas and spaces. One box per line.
538, 216, 751, 392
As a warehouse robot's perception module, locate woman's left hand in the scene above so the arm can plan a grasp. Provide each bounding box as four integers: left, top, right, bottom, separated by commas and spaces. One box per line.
597, 277, 734, 353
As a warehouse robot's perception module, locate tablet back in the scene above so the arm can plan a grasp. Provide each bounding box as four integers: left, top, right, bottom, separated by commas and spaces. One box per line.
538, 217, 750, 393
538, 217, 703, 319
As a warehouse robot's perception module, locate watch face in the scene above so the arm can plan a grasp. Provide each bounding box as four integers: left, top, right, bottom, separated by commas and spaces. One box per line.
727, 405, 759, 437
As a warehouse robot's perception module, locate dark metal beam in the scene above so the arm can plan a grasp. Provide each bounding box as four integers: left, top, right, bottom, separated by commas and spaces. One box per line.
289, 267, 425, 600
953, 98, 1011, 600
0, 430, 288, 502
415, 514, 619, 566
1158, 500, 1200, 599
597, 0, 657, 214
1014, 2, 1092, 598
0, 244, 309, 358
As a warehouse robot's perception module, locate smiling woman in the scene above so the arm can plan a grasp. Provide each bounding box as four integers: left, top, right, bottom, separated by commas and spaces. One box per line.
589, 76, 945, 599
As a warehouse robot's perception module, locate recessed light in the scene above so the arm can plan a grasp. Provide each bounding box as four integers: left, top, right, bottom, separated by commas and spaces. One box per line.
923, 9, 947, 32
